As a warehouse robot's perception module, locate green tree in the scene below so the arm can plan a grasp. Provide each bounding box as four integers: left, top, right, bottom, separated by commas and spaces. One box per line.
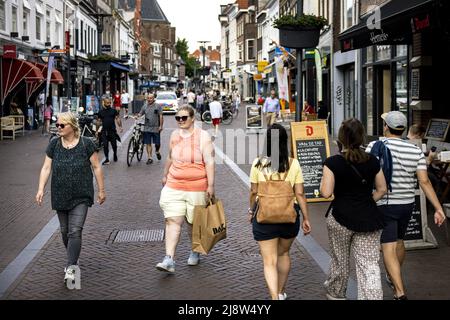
175, 38, 200, 78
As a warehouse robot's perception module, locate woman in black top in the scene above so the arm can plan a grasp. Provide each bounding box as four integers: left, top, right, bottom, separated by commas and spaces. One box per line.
36, 112, 105, 289
320, 118, 387, 300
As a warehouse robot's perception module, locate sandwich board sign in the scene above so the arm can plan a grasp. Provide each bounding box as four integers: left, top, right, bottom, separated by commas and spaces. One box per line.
291, 120, 332, 203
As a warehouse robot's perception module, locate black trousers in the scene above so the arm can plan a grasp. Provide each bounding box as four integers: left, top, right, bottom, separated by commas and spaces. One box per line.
102, 129, 117, 160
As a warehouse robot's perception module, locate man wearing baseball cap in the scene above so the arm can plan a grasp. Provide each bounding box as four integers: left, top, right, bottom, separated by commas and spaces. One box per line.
366, 111, 446, 300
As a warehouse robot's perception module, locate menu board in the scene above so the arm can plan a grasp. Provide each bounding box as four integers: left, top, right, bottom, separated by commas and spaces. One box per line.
296, 139, 328, 200
404, 195, 423, 241
246, 104, 263, 129
425, 118, 450, 141
291, 121, 331, 202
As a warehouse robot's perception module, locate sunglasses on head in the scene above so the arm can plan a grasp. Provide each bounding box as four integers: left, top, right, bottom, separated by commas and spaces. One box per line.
55, 123, 66, 129
175, 115, 189, 122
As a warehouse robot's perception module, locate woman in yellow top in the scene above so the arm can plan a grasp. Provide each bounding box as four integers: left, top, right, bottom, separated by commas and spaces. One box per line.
248, 123, 311, 300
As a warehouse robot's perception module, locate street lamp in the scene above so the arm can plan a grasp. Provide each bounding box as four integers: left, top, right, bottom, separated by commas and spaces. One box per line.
198, 40, 210, 91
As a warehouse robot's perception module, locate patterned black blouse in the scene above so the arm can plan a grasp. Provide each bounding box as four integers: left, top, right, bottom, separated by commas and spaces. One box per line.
46, 137, 96, 211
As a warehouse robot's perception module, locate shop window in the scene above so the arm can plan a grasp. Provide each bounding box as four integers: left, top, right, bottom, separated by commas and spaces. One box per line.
365, 46, 373, 64
396, 45, 407, 57
365, 67, 374, 135
375, 45, 391, 61
396, 61, 408, 115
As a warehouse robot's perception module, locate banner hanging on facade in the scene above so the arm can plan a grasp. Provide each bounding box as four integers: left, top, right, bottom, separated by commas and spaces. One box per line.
45, 55, 55, 100
275, 57, 289, 102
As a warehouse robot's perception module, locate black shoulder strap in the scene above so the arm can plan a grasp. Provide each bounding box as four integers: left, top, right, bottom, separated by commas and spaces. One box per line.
341, 155, 367, 185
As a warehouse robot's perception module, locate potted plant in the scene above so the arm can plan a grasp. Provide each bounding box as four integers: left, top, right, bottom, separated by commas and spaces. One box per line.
273, 14, 328, 49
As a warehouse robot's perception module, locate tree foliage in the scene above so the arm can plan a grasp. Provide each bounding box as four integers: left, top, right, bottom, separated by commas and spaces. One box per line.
175, 38, 200, 78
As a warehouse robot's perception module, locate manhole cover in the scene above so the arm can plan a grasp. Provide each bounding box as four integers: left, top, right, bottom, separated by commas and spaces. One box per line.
114, 229, 164, 243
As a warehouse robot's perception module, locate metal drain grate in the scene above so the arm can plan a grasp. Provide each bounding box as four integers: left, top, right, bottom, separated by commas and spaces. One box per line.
114, 229, 164, 243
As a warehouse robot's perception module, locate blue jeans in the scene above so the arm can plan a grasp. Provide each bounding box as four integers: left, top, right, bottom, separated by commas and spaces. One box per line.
57, 203, 88, 266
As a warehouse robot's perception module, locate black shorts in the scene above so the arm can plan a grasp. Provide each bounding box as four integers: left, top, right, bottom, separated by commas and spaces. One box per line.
252, 204, 301, 241
121, 103, 129, 109
379, 204, 414, 243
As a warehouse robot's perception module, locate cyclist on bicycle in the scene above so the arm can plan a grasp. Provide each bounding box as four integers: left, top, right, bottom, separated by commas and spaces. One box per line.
137, 94, 163, 164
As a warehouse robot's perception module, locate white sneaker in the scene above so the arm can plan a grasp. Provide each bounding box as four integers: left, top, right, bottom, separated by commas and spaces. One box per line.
278, 292, 288, 300
64, 265, 81, 290
187, 251, 200, 266
156, 255, 175, 273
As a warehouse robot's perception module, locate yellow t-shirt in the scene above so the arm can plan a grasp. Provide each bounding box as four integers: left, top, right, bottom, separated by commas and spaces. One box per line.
250, 157, 304, 186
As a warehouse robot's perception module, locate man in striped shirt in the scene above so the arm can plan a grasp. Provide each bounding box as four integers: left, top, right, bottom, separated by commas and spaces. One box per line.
366, 111, 446, 300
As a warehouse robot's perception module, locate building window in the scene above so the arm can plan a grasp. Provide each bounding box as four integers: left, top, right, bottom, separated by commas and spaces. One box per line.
238, 43, 243, 61
246, 39, 255, 61
341, 0, 354, 31
0, 0, 5, 31
36, 15, 42, 40
396, 45, 407, 57
319, 0, 330, 22
46, 8, 51, 42
12, 6, 18, 33
23, 9, 29, 36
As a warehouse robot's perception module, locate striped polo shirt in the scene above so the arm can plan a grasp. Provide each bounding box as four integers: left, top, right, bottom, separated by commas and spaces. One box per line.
366, 138, 427, 205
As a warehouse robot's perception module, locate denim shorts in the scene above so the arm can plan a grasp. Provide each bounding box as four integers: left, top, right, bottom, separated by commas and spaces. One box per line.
378, 204, 414, 244
143, 132, 160, 145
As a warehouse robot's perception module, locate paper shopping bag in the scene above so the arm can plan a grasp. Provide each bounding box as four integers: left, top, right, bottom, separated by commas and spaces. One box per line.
192, 197, 227, 255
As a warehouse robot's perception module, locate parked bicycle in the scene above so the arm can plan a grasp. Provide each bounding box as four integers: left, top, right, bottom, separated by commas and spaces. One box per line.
127, 119, 145, 167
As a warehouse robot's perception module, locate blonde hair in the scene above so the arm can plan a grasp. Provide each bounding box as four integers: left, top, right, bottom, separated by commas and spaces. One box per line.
177, 105, 195, 118
58, 112, 81, 138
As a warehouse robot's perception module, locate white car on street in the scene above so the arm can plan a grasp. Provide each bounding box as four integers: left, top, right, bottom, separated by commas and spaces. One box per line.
156, 91, 178, 114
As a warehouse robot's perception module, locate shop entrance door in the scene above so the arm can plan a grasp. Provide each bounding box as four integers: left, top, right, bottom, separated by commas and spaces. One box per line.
343, 66, 355, 120
375, 66, 392, 135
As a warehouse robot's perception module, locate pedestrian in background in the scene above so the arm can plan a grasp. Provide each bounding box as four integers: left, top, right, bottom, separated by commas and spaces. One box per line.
157, 105, 215, 273
263, 90, 280, 127
113, 90, 122, 113
43, 97, 53, 135
36, 112, 105, 288
137, 93, 163, 164
248, 123, 311, 300
121, 89, 130, 119
97, 96, 123, 165
320, 118, 387, 300
209, 95, 223, 138
366, 111, 446, 300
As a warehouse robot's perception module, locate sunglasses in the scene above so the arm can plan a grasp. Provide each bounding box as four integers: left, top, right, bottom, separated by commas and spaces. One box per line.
55, 123, 66, 129
175, 115, 189, 122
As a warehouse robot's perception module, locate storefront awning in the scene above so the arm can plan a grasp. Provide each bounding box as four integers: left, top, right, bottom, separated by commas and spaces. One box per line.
338, 0, 433, 52
111, 62, 130, 72
1, 58, 44, 104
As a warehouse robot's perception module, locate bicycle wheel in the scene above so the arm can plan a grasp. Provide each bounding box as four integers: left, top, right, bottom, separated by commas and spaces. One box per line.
127, 137, 136, 167
202, 111, 212, 124
136, 135, 144, 161
222, 110, 233, 125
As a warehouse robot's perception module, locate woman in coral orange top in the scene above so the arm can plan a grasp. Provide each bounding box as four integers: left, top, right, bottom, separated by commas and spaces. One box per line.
156, 105, 215, 273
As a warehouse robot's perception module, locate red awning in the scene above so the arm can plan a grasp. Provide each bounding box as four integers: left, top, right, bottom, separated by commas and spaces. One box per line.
1, 58, 45, 105
33, 62, 65, 84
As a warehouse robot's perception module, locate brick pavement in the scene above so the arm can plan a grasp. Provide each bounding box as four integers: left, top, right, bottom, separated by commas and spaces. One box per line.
2, 116, 326, 300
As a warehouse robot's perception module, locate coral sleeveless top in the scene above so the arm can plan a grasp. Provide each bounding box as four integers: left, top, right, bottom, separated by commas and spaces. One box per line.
166, 128, 207, 192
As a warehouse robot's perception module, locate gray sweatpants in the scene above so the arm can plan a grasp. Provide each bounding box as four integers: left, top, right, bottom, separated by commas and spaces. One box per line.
325, 213, 383, 300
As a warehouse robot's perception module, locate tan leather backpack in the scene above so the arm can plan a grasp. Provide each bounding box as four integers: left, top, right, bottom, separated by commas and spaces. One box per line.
256, 158, 297, 224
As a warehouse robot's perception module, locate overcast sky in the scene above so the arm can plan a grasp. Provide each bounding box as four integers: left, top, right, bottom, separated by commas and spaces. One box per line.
157, 0, 232, 52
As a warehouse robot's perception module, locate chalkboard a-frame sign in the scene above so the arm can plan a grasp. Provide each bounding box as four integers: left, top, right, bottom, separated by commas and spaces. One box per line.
424, 118, 450, 141
291, 121, 332, 203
